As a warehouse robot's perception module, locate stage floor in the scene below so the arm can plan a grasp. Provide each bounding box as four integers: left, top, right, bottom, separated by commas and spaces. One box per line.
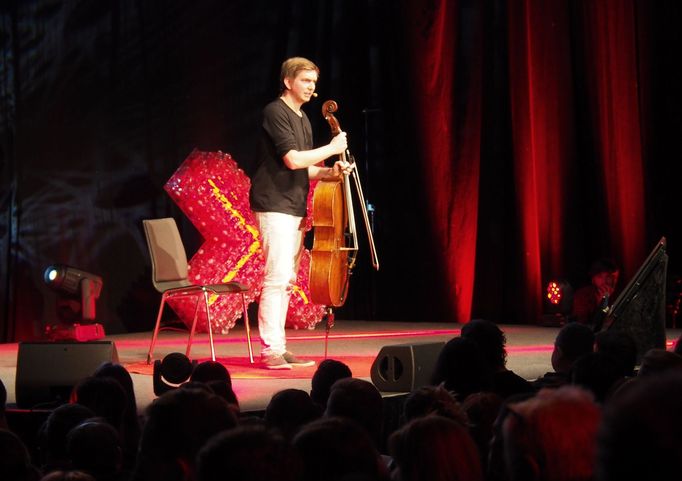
1, 321, 679, 414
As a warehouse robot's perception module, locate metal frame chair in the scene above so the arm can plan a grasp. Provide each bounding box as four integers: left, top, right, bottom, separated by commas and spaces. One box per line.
143, 218, 253, 364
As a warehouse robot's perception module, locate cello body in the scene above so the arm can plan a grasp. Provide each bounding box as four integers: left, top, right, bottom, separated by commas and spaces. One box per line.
309, 99, 378, 309
309, 178, 349, 307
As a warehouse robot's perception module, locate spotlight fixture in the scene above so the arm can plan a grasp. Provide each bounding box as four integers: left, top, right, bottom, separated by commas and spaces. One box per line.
43, 264, 105, 341
153, 352, 197, 396
539, 279, 574, 326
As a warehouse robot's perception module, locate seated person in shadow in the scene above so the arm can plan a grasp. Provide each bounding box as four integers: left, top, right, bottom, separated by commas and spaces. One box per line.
389, 415, 483, 481
594, 329, 638, 378
189, 361, 231, 386
325, 378, 385, 452
637, 348, 682, 378
501, 386, 601, 481
265, 389, 321, 440
66, 419, 125, 481
461, 319, 535, 399
197, 425, 301, 481
293, 416, 388, 481
572, 258, 619, 326
461, 391, 503, 471
37, 403, 96, 473
430, 337, 494, 402
533, 322, 595, 390
130, 384, 237, 481
597, 371, 682, 481
402, 385, 468, 426
0, 428, 42, 481
188, 361, 240, 416
486, 392, 535, 481
570, 352, 624, 404
310, 359, 352, 411
92, 363, 140, 471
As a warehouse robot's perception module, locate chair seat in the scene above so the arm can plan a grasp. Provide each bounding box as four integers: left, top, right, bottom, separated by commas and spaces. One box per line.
205, 282, 249, 293
161, 281, 248, 295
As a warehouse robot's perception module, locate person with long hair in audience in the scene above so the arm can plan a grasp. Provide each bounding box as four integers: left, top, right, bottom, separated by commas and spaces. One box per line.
389, 415, 483, 481
501, 386, 601, 481
430, 337, 493, 401
461, 319, 535, 399
131, 384, 237, 481
93, 363, 141, 470
294, 416, 388, 481
197, 425, 301, 481
1, 428, 42, 481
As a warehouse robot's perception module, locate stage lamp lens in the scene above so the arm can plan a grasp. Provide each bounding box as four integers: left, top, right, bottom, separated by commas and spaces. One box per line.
544, 279, 574, 314
45, 267, 59, 283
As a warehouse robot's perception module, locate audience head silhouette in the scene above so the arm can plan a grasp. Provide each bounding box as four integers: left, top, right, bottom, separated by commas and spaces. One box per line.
310, 359, 352, 409
570, 352, 623, 403
431, 336, 492, 400
389, 415, 483, 481
325, 378, 384, 448
71, 376, 128, 434
597, 371, 682, 481
502, 386, 601, 481
553, 323, 595, 374
403, 385, 468, 425
594, 330, 638, 377
461, 319, 507, 370
66, 419, 123, 481
132, 385, 237, 481
265, 389, 321, 440
0, 428, 41, 481
197, 425, 301, 481
293, 416, 385, 481
38, 403, 96, 471
637, 348, 682, 377
190, 361, 232, 387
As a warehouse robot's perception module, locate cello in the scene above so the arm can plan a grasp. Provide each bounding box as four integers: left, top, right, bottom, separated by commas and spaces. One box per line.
309, 100, 380, 310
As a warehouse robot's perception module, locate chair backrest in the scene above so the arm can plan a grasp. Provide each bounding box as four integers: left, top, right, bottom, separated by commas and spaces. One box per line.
143, 218, 192, 291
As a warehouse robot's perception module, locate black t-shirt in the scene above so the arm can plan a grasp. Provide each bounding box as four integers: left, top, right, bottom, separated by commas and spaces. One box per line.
249, 98, 313, 217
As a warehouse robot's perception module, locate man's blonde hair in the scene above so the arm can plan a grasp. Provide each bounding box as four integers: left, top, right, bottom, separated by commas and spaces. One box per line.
280, 57, 319, 93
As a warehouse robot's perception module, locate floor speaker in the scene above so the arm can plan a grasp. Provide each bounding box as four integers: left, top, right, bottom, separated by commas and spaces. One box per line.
15, 341, 119, 409
370, 341, 444, 392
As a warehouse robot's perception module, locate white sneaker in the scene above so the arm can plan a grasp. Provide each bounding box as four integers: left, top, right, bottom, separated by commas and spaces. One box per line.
283, 351, 315, 367
262, 354, 292, 370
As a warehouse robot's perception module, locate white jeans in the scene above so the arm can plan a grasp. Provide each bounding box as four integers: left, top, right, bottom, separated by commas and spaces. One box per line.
254, 212, 304, 357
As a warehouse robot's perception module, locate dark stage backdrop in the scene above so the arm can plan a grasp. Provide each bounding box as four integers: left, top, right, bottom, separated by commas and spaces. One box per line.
1, 0, 681, 342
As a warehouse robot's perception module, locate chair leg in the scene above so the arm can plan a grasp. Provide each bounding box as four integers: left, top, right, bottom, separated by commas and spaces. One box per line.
203, 288, 216, 362
147, 295, 167, 364
240, 293, 254, 363
186, 294, 201, 359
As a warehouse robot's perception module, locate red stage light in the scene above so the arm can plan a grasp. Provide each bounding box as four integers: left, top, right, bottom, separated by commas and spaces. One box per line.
547, 281, 563, 305
540, 279, 574, 326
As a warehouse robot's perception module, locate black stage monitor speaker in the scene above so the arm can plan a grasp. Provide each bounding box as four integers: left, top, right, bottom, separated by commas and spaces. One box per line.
370, 341, 444, 392
15, 341, 119, 409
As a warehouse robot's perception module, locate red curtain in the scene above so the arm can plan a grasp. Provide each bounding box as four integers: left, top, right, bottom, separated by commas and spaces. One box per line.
402, 0, 649, 323
404, 0, 482, 323
507, 1, 576, 321
580, 0, 647, 276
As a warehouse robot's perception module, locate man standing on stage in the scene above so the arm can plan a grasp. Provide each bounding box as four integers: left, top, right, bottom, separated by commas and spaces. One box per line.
249, 57, 351, 370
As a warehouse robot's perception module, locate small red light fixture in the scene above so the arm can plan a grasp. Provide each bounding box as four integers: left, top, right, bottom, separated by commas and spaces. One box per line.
540, 279, 574, 326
